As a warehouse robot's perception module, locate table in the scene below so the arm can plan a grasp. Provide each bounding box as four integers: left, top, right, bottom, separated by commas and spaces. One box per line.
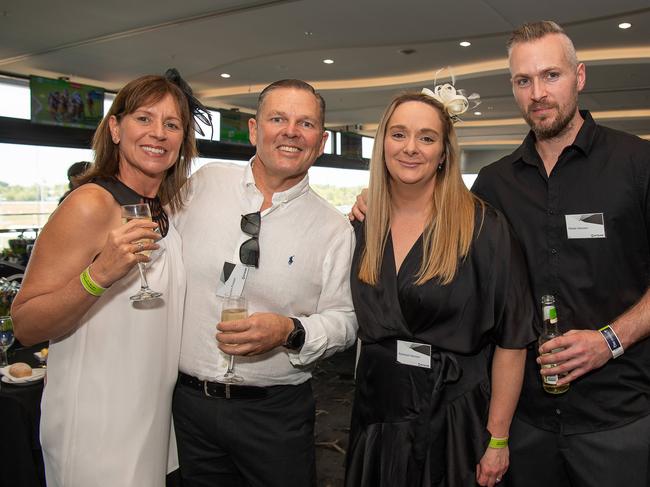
0, 343, 182, 487
0, 343, 46, 487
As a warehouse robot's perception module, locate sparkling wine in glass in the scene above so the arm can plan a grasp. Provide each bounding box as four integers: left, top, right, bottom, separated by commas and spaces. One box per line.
216, 296, 247, 384
0, 316, 15, 367
121, 203, 162, 301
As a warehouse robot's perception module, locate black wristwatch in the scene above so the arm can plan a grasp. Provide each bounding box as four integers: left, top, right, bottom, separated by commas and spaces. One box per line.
284, 317, 306, 351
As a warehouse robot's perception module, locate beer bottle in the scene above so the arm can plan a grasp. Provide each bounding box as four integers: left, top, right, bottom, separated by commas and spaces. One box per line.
539, 295, 569, 394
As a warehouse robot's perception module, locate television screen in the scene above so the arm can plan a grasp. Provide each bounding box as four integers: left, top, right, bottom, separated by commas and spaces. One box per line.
220, 110, 251, 145
30, 75, 104, 129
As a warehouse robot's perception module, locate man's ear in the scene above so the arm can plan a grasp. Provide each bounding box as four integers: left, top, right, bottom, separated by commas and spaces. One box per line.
318, 130, 329, 157
248, 117, 258, 146
576, 62, 586, 92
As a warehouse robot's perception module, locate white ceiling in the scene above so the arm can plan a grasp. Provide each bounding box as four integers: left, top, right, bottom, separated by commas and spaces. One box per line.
1, 0, 649, 147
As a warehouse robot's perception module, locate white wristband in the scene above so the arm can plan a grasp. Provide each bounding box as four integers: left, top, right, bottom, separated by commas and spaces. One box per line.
599, 325, 624, 359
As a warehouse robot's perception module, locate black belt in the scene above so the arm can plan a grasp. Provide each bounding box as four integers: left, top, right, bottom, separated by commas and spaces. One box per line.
178, 372, 269, 399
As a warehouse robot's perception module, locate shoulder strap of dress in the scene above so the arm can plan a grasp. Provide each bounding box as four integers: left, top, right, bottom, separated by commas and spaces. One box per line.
89, 176, 142, 206
87, 177, 169, 237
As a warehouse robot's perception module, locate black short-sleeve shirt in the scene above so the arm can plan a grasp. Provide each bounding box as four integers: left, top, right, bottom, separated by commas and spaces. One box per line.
472, 110, 650, 434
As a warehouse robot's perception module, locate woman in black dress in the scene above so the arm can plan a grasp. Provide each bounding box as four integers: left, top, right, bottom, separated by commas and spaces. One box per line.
345, 92, 535, 487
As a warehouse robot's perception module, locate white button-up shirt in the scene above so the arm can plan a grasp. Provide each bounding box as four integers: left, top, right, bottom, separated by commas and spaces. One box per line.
175, 161, 357, 386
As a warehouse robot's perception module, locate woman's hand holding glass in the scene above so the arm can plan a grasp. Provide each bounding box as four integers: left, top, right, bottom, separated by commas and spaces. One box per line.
86, 212, 160, 295
120, 204, 162, 301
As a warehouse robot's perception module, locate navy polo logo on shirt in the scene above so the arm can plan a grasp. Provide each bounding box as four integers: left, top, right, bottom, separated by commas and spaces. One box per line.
288, 255, 295, 265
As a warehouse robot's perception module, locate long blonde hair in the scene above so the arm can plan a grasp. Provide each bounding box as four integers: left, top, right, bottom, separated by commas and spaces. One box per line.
358, 92, 483, 286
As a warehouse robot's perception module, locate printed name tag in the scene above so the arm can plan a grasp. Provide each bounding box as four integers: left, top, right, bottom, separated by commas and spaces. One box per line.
396, 340, 431, 369
565, 213, 606, 239
216, 261, 249, 298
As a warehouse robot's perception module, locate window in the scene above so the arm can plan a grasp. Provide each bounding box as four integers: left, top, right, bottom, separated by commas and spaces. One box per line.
0, 143, 95, 251
362, 136, 374, 159
0, 78, 30, 119
309, 166, 369, 214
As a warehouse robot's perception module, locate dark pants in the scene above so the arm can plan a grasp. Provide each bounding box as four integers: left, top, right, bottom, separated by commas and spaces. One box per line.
504, 414, 650, 487
172, 378, 317, 487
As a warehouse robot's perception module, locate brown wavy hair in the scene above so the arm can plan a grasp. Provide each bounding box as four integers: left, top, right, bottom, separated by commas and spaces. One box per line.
79, 75, 197, 211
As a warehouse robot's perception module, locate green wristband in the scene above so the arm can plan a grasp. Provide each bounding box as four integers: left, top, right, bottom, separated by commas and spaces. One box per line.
489, 437, 508, 449
80, 266, 106, 297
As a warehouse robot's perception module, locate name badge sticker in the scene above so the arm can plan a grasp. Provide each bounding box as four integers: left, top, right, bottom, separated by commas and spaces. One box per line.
216, 261, 249, 297
396, 340, 432, 369
565, 213, 606, 239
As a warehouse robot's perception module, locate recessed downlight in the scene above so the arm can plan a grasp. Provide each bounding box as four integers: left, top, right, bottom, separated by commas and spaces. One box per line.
474, 111, 482, 116
618, 22, 632, 29
220, 73, 231, 78
323, 59, 334, 64
459, 41, 471, 47
398, 48, 417, 55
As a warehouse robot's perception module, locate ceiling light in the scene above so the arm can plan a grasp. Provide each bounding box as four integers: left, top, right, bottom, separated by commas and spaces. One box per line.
618, 22, 632, 29
220, 73, 231, 78
474, 111, 482, 116
459, 41, 471, 47
323, 59, 334, 64
398, 48, 416, 55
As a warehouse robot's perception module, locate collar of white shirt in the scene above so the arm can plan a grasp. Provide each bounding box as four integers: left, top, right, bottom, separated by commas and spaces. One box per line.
243, 157, 311, 207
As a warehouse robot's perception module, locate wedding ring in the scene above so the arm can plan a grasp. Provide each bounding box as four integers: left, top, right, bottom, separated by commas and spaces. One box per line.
137, 242, 144, 253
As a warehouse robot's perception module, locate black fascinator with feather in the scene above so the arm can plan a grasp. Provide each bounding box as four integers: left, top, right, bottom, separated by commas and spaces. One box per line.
164, 68, 213, 139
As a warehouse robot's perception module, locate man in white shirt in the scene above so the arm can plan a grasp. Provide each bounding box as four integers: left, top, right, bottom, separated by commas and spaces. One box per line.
172, 79, 357, 487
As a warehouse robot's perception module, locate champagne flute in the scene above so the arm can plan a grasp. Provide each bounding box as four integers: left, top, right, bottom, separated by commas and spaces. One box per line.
0, 316, 14, 367
216, 295, 246, 384
121, 203, 162, 301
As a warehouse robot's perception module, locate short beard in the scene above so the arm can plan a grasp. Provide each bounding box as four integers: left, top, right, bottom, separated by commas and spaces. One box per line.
524, 96, 579, 141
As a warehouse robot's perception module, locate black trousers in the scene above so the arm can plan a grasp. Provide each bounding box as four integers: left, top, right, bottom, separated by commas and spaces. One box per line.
504, 414, 650, 487
172, 378, 316, 487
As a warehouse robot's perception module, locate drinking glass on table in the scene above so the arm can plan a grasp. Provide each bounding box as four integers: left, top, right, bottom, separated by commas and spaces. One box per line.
0, 316, 14, 367
121, 203, 162, 301
216, 295, 247, 384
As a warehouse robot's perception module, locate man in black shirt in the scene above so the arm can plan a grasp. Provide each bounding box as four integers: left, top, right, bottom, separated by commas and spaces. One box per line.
473, 21, 650, 487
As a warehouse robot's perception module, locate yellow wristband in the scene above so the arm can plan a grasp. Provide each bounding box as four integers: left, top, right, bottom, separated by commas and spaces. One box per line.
489, 436, 508, 449
80, 266, 106, 297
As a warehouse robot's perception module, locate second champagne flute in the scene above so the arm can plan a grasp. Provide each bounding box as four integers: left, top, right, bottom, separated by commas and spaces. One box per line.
121, 203, 162, 301
217, 295, 247, 384
0, 315, 14, 367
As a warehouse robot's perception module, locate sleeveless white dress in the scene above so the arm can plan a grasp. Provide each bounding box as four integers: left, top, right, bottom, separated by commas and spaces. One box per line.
41, 223, 185, 487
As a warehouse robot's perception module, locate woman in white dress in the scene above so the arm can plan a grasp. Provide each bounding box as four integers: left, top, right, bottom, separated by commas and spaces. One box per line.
12, 70, 209, 487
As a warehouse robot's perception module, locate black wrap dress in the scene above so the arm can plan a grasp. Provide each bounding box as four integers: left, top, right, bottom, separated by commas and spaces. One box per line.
345, 206, 536, 487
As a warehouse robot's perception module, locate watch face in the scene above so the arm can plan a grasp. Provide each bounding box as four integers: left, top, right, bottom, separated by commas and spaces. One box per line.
285, 318, 305, 350
287, 327, 305, 350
